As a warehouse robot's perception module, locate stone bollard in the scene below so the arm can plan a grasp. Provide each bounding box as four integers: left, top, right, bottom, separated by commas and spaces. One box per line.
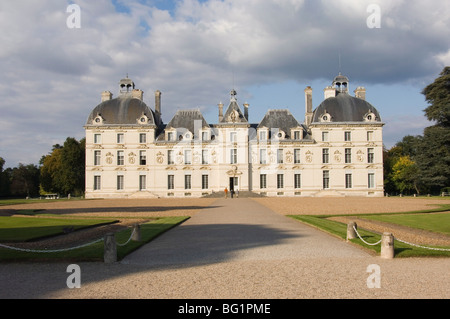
104, 233, 117, 263
131, 224, 141, 242
381, 232, 395, 259
346, 221, 357, 241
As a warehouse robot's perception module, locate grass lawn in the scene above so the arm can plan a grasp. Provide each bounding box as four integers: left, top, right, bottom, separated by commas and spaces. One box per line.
289, 212, 450, 258
360, 212, 450, 236
0, 216, 117, 242
0, 216, 189, 262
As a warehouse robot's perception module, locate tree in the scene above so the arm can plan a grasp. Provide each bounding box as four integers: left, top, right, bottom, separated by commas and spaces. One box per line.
10, 164, 40, 197
391, 155, 420, 194
60, 137, 85, 195
415, 66, 450, 192
40, 137, 85, 196
0, 157, 11, 197
422, 66, 450, 127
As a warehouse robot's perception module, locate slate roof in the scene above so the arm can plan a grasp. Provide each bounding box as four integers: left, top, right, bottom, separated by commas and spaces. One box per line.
258, 109, 307, 139
158, 109, 210, 140
312, 92, 381, 123
86, 95, 158, 126
219, 90, 248, 124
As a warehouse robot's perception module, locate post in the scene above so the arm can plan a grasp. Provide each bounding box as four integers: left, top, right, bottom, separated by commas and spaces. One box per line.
346, 221, 357, 241
380, 232, 395, 259
104, 233, 117, 263
132, 224, 141, 242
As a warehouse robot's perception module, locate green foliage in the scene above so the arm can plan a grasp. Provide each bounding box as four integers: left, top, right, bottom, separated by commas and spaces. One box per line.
384, 67, 450, 194
40, 137, 85, 196
422, 66, 450, 127
391, 155, 419, 194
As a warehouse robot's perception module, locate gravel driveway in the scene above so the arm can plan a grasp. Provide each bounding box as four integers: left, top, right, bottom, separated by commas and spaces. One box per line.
0, 198, 448, 300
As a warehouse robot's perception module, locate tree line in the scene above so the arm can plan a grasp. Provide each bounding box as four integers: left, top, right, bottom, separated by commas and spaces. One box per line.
0, 137, 85, 198
0, 67, 448, 198
384, 66, 450, 195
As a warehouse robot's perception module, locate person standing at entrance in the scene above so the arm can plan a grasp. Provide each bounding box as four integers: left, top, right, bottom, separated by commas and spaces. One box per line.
224, 187, 228, 198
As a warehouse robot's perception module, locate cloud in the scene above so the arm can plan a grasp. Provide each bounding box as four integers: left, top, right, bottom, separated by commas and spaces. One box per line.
0, 0, 448, 167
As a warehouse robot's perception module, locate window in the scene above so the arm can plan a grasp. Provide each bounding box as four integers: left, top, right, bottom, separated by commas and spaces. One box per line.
322, 131, 329, 142
277, 149, 283, 164
277, 174, 284, 189
117, 133, 124, 144
139, 175, 146, 190
230, 149, 237, 164
117, 150, 124, 165
294, 174, 301, 189
202, 175, 209, 189
139, 150, 146, 165
294, 149, 301, 164
323, 171, 330, 189
168, 175, 174, 189
260, 149, 267, 164
184, 150, 192, 164
345, 148, 351, 163
117, 175, 124, 190
344, 131, 351, 142
322, 148, 329, 164
294, 131, 301, 140
94, 134, 101, 144
345, 173, 352, 188
202, 149, 209, 165
368, 148, 374, 164
230, 132, 237, 142
184, 175, 191, 189
94, 150, 101, 166
168, 150, 174, 165
260, 174, 267, 189
94, 176, 101, 190
367, 131, 373, 141
139, 133, 146, 144
368, 173, 375, 189
168, 132, 174, 141
259, 131, 267, 141
202, 131, 208, 141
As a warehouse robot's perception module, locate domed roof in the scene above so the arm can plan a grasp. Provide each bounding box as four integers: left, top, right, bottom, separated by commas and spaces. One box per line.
86, 95, 156, 126
312, 93, 381, 123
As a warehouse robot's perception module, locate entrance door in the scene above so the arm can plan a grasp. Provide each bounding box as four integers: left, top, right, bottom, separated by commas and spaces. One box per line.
229, 177, 238, 192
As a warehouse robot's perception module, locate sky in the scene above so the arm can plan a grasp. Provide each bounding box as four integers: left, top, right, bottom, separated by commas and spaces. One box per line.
0, 0, 448, 168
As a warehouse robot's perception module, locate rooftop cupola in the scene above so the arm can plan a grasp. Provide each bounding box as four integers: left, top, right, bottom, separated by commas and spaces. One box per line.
119, 76, 135, 95
332, 73, 349, 94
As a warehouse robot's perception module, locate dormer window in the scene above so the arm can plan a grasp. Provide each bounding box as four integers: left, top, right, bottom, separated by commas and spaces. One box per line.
320, 111, 332, 122
259, 130, 267, 141
274, 130, 285, 140
93, 113, 104, 125
364, 112, 376, 122
138, 113, 149, 125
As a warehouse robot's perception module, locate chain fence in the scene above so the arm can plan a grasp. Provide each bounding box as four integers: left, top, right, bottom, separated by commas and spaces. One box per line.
352, 225, 450, 252
0, 226, 138, 254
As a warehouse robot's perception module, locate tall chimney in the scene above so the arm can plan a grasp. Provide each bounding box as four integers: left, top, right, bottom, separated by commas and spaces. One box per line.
218, 102, 224, 122
132, 89, 143, 100
304, 86, 313, 126
354, 86, 366, 100
244, 102, 249, 121
101, 91, 112, 102
155, 90, 161, 115
324, 86, 335, 99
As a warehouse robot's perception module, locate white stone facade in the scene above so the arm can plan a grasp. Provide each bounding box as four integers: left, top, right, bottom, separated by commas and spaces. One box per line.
84, 74, 384, 198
